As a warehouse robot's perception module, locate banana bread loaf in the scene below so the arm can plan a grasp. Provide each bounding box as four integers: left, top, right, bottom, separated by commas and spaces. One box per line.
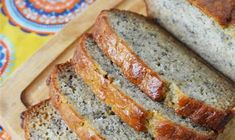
91, 9, 235, 131
72, 34, 216, 139
145, 0, 235, 82
49, 62, 152, 140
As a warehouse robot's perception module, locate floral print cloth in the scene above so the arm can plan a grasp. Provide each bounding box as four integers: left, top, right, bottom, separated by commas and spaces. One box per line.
0, 0, 94, 139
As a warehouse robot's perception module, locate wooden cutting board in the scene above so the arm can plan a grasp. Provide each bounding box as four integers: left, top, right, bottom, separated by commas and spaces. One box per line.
1, 0, 234, 139
0, 0, 146, 139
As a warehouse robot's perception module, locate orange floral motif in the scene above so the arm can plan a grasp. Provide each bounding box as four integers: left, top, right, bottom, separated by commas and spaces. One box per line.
2, 0, 95, 34
0, 126, 11, 140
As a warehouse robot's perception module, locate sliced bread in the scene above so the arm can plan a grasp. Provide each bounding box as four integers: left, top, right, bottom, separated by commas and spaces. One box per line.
145, 0, 235, 82
21, 99, 79, 140
72, 38, 149, 132
72, 34, 216, 139
49, 62, 152, 140
91, 9, 235, 131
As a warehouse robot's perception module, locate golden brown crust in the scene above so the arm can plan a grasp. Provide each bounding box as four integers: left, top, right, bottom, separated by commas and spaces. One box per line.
49, 62, 104, 140
22, 99, 51, 140
72, 34, 149, 131
91, 10, 165, 101
150, 112, 216, 140
188, 0, 235, 27
91, 9, 233, 132
177, 96, 232, 132
155, 120, 216, 140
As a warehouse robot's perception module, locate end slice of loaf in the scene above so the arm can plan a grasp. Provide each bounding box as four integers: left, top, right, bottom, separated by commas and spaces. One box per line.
72, 34, 216, 140
91, 9, 235, 131
21, 99, 79, 140
49, 62, 152, 140
145, 0, 235, 82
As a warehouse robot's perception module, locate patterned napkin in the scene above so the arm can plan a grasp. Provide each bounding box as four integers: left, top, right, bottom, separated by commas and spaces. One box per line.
0, 0, 95, 139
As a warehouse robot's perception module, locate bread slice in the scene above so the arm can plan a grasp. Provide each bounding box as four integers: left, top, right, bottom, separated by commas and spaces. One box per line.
21, 99, 79, 140
145, 0, 235, 82
91, 9, 235, 131
49, 62, 152, 140
72, 34, 216, 139
72, 39, 149, 132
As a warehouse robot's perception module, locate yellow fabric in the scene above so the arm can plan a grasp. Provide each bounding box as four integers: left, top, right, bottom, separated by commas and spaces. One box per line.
1, 13, 51, 70
0, 0, 95, 138
0, 5, 52, 82
0, 0, 94, 82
